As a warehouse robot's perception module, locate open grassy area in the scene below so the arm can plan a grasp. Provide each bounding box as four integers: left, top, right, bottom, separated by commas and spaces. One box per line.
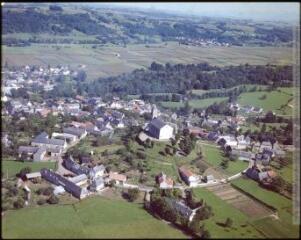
2, 196, 188, 239
160, 97, 227, 109
231, 178, 299, 238
200, 142, 249, 176
2, 160, 56, 178
3, 43, 293, 80
194, 188, 263, 238
237, 87, 294, 115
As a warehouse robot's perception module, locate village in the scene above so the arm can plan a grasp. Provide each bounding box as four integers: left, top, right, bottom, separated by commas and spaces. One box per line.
2, 66, 285, 227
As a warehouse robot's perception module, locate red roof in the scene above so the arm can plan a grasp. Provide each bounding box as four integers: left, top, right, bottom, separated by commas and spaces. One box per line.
179, 166, 194, 177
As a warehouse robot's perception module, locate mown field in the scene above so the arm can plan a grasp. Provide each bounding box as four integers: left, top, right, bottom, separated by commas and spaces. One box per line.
194, 188, 263, 238
2, 43, 293, 80
231, 178, 299, 238
2, 160, 56, 178
2, 196, 188, 239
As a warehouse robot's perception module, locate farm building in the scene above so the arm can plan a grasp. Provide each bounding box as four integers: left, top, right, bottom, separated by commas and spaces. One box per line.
40, 168, 88, 199
108, 172, 127, 185
63, 156, 91, 176
146, 118, 173, 140
68, 174, 88, 186
178, 166, 199, 187
31, 132, 67, 149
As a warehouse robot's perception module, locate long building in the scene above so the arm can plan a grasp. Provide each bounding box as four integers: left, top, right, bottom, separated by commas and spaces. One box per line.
40, 168, 88, 199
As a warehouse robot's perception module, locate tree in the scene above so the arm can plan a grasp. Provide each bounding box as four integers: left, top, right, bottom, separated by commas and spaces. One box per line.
37, 198, 46, 205
225, 217, 233, 228
127, 188, 140, 202
18, 167, 32, 179
170, 138, 177, 146
165, 146, 171, 155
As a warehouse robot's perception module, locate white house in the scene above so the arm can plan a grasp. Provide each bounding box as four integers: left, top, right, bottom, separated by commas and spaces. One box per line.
146, 118, 173, 140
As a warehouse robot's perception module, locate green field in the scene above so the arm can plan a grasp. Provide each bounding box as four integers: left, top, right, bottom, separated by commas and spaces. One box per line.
238, 87, 294, 115
231, 178, 299, 238
200, 142, 248, 176
194, 188, 262, 238
3, 43, 293, 80
160, 97, 227, 109
2, 197, 188, 239
2, 160, 56, 178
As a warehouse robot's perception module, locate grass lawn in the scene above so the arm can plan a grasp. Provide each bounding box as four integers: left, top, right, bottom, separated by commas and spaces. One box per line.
237, 87, 294, 115
194, 188, 263, 238
2, 196, 188, 239
231, 178, 299, 238
2, 160, 56, 178
160, 97, 227, 109
200, 142, 248, 176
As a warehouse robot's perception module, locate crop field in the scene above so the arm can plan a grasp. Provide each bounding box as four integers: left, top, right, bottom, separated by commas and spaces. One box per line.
2, 43, 293, 80
2, 196, 187, 239
2, 160, 56, 178
237, 87, 294, 115
194, 188, 263, 238
231, 178, 299, 238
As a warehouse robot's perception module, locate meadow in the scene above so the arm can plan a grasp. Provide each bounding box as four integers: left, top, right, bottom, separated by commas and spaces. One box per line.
2, 196, 188, 239
237, 87, 294, 115
2, 43, 293, 80
2, 160, 56, 178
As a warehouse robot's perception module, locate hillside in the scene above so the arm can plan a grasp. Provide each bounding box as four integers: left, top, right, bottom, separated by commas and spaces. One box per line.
2, 3, 294, 47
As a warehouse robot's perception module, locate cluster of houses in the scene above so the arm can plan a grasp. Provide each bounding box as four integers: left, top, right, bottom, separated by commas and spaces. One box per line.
17, 127, 87, 162
40, 155, 127, 199
2, 65, 76, 97
176, 36, 230, 47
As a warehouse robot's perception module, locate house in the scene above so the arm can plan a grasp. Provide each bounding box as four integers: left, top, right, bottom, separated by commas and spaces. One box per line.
108, 172, 127, 185
260, 141, 273, 152
90, 177, 105, 191
18, 146, 39, 160
178, 166, 199, 187
68, 174, 88, 186
31, 132, 67, 149
188, 127, 207, 137
216, 135, 237, 147
63, 127, 87, 140
52, 132, 77, 144
40, 168, 88, 199
156, 172, 174, 189
63, 156, 91, 176
146, 118, 174, 140
255, 152, 271, 166
165, 198, 193, 220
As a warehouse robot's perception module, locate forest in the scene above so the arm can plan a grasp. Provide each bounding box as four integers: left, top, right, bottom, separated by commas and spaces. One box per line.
68, 62, 293, 98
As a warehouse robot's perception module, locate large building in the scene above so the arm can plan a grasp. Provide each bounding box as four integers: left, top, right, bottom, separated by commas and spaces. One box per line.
178, 166, 199, 187
146, 118, 173, 140
40, 168, 88, 199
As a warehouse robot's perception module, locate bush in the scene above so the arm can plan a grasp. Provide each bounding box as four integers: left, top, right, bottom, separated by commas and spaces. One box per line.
47, 194, 59, 204
127, 188, 140, 202
13, 198, 25, 209
37, 198, 46, 205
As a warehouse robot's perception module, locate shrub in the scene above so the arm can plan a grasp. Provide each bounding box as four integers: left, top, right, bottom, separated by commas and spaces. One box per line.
127, 188, 140, 202
37, 198, 46, 205
47, 194, 59, 204
13, 198, 25, 209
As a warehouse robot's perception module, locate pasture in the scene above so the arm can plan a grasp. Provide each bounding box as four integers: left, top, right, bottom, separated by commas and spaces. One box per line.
2, 43, 293, 80
2, 196, 188, 239
2, 160, 56, 178
200, 142, 249, 176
